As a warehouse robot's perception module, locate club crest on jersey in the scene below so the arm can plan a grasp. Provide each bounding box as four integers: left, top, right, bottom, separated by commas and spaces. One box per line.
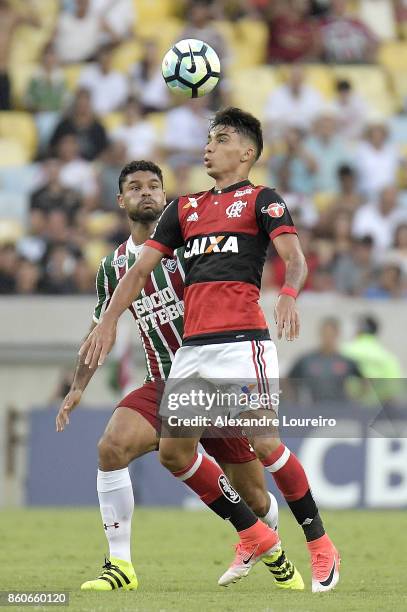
183, 197, 198, 210
261, 202, 285, 218
184, 235, 239, 258
111, 254, 128, 267
234, 187, 253, 197
162, 258, 178, 273
226, 200, 247, 218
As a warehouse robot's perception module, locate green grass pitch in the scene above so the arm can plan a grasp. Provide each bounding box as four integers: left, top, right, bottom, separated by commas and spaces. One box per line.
1, 508, 406, 611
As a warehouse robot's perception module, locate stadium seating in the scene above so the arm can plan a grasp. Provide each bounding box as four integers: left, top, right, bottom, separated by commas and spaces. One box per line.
111, 41, 142, 74
230, 66, 279, 121
0, 218, 24, 245
332, 65, 397, 116
135, 17, 183, 58
0, 113, 38, 161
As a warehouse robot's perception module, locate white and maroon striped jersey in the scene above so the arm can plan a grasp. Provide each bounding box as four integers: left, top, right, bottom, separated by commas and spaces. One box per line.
93, 236, 185, 381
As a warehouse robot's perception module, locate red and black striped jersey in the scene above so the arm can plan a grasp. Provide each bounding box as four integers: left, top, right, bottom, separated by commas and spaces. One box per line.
145, 179, 297, 344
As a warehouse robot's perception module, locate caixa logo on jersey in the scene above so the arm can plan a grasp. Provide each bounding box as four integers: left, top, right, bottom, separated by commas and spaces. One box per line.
184, 235, 239, 258
218, 475, 241, 503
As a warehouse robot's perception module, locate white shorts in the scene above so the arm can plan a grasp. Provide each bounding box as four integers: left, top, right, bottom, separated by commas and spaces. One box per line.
162, 340, 280, 420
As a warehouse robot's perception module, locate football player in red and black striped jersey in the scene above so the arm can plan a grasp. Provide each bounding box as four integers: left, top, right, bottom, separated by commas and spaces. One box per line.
81, 108, 340, 592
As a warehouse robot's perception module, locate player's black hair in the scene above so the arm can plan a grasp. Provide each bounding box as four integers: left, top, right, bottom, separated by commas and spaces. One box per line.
209, 107, 264, 161
118, 160, 164, 193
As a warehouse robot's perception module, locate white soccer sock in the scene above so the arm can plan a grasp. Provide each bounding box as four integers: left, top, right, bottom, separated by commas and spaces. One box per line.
97, 468, 134, 563
260, 491, 279, 531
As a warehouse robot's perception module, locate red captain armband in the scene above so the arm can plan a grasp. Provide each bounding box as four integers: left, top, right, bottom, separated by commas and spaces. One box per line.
279, 285, 298, 299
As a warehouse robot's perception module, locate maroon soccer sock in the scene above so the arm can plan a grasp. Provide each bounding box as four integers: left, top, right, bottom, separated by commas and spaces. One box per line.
173, 452, 260, 533
262, 443, 325, 542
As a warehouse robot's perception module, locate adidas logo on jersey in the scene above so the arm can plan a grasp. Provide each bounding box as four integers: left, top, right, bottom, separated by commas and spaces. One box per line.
187, 212, 199, 222
184, 235, 239, 258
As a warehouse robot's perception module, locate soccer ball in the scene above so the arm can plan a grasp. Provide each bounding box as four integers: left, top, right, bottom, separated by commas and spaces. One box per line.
162, 38, 221, 98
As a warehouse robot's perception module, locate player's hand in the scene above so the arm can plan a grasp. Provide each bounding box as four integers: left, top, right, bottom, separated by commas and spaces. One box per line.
78, 316, 117, 369
274, 294, 300, 341
56, 389, 82, 432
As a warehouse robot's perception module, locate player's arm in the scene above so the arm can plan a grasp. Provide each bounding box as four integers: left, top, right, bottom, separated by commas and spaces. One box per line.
273, 233, 307, 341
56, 321, 98, 432
256, 188, 307, 342
79, 199, 183, 369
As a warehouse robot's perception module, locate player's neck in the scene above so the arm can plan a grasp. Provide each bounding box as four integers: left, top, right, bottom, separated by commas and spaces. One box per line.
213, 171, 250, 191
129, 220, 156, 246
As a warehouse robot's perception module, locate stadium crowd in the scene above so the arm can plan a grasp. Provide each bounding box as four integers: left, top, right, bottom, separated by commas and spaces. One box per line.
1, 0, 407, 297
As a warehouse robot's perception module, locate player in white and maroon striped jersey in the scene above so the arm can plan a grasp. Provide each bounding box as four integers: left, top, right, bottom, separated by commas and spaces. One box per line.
56, 160, 302, 592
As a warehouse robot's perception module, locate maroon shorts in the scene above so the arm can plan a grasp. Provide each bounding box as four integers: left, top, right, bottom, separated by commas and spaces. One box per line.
118, 381, 256, 464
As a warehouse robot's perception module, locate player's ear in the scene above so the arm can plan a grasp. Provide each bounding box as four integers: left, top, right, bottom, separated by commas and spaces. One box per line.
241, 146, 255, 164
117, 193, 125, 209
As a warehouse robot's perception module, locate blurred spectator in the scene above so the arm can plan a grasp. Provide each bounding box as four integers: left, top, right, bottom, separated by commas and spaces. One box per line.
319, 0, 378, 63
267, 225, 320, 290
71, 254, 94, 293
381, 223, 407, 275
331, 164, 364, 215
332, 79, 368, 140
288, 317, 362, 402
131, 40, 171, 113
306, 108, 350, 192
16, 209, 48, 264
24, 44, 68, 114
14, 259, 40, 294
0, 244, 17, 293
331, 209, 353, 257
264, 66, 323, 133
0, 0, 40, 109
354, 120, 400, 198
353, 186, 407, 251
24, 44, 70, 151
54, 0, 101, 63
97, 140, 129, 211
342, 315, 402, 377
112, 97, 157, 160
363, 263, 406, 299
78, 44, 129, 115
311, 265, 336, 292
55, 134, 98, 205
39, 243, 77, 294
180, 0, 228, 62
332, 235, 374, 295
164, 98, 210, 167
269, 127, 317, 195
30, 158, 81, 220
266, 0, 320, 63
89, 0, 134, 46
50, 89, 108, 161
274, 164, 318, 228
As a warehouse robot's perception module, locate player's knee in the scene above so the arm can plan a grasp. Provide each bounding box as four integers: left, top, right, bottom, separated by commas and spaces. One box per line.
252, 438, 281, 462
97, 434, 128, 470
159, 447, 192, 473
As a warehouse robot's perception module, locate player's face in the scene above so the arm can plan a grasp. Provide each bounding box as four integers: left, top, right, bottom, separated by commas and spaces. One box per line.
204, 126, 254, 179
118, 171, 165, 223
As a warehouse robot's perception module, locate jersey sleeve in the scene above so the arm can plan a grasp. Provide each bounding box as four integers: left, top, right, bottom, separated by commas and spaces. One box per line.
255, 188, 297, 242
93, 258, 110, 323
145, 198, 183, 256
